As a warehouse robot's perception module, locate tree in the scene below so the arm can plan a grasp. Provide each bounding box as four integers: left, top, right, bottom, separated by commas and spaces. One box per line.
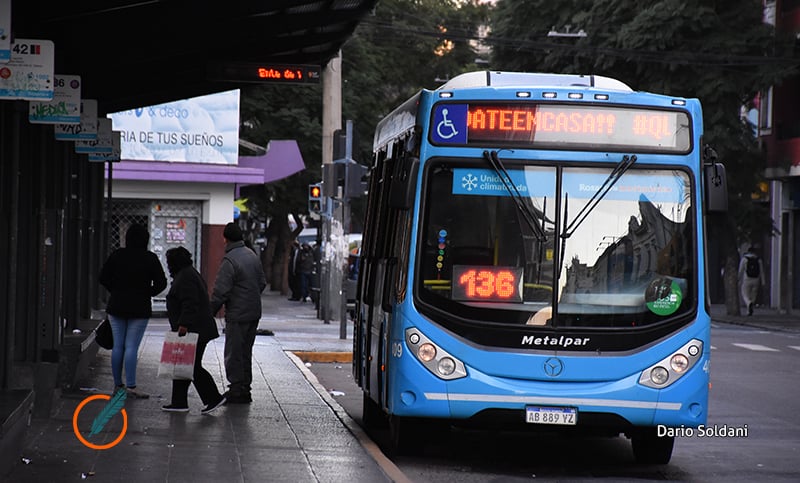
341, 0, 492, 162
239, 85, 323, 292
489, 0, 796, 313
339, 0, 490, 232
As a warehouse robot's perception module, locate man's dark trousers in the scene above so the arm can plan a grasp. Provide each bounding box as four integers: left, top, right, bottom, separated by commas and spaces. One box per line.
224, 319, 259, 401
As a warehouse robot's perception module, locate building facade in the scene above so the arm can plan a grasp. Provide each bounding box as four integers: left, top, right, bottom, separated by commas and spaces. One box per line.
760, 0, 800, 313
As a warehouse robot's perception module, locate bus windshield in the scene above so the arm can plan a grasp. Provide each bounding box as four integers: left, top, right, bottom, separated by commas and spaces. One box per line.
416, 159, 694, 329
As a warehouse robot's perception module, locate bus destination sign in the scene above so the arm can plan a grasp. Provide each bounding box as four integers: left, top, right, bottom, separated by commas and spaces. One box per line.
207, 61, 321, 84
430, 103, 691, 153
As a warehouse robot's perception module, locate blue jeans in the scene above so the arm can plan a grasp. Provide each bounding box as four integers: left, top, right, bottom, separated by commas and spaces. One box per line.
108, 315, 149, 387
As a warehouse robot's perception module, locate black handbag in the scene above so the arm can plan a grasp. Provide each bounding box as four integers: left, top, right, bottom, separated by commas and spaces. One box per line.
95, 317, 113, 349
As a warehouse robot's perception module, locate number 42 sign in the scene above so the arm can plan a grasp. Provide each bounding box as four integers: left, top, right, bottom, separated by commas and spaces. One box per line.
0, 38, 54, 101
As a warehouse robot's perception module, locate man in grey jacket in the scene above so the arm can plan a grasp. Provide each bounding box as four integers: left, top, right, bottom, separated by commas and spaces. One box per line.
211, 222, 267, 403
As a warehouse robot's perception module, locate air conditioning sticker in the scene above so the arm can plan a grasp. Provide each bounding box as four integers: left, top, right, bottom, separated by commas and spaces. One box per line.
645, 277, 682, 316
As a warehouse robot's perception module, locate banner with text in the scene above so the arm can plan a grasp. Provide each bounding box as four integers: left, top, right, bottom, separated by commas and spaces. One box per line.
108, 89, 240, 165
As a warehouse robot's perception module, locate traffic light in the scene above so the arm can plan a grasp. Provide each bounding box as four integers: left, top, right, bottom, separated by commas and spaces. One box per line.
308, 183, 322, 213
345, 163, 369, 198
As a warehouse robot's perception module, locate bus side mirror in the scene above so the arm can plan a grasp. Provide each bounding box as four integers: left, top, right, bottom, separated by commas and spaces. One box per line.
703, 163, 728, 213
389, 156, 419, 210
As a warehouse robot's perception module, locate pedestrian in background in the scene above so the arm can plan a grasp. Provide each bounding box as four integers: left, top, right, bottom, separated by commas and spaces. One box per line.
738, 246, 764, 316
162, 247, 226, 414
298, 243, 315, 302
211, 222, 267, 404
99, 223, 167, 398
288, 239, 301, 301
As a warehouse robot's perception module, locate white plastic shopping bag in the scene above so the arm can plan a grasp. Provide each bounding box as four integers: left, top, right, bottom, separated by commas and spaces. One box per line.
157, 331, 198, 380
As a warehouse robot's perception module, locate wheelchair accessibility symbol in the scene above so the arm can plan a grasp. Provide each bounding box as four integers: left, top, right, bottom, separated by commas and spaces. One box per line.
437, 109, 459, 139
432, 104, 467, 144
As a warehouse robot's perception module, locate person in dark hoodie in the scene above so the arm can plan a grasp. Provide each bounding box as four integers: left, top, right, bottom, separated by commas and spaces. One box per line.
99, 223, 167, 398
161, 246, 226, 414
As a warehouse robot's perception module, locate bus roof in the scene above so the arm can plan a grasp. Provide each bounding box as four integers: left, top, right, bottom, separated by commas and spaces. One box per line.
373, 71, 637, 151
437, 71, 633, 92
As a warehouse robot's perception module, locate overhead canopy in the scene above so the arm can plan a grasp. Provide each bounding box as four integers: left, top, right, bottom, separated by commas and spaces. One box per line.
11, 0, 378, 115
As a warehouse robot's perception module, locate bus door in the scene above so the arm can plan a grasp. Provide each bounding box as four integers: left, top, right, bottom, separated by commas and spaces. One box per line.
356, 149, 394, 407
357, 143, 417, 415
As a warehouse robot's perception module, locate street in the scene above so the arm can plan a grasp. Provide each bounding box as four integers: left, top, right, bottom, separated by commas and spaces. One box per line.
309, 323, 800, 482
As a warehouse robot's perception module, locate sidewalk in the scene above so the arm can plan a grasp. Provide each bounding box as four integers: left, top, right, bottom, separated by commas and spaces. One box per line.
5, 292, 797, 482
3, 289, 397, 483
710, 304, 800, 333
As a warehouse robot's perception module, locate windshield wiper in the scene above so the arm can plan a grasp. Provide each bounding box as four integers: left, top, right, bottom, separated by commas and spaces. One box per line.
560, 154, 637, 240
483, 150, 546, 242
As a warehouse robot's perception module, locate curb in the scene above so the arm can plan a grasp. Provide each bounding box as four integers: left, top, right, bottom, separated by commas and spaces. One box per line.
291, 351, 353, 363
288, 352, 413, 483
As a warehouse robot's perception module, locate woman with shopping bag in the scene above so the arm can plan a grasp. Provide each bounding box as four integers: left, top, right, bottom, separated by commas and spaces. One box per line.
161, 246, 226, 414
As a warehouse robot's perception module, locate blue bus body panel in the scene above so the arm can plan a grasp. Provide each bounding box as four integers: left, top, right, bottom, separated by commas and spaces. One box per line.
386, 307, 710, 428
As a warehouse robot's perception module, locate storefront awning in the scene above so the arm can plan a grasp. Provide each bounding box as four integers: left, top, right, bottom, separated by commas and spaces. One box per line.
237, 140, 306, 184
106, 139, 305, 188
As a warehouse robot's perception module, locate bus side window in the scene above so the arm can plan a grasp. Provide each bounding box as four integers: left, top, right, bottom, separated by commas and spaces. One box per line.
389, 155, 419, 209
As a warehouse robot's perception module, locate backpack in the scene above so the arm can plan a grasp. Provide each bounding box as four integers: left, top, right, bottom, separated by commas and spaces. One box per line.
745, 256, 759, 278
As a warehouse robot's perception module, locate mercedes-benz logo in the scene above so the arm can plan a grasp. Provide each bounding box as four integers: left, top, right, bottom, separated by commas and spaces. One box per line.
544, 357, 564, 377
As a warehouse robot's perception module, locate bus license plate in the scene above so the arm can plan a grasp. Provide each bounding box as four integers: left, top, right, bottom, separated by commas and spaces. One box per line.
525, 406, 577, 425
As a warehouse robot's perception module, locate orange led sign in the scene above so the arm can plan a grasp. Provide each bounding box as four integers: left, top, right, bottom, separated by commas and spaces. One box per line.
432, 102, 691, 152
468, 106, 623, 136
208, 62, 320, 84
451, 265, 523, 302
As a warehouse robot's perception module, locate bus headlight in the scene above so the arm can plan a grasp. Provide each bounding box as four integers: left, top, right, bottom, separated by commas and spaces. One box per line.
437, 357, 456, 376
639, 339, 703, 389
650, 367, 669, 385
418, 343, 436, 362
405, 328, 467, 380
670, 354, 689, 373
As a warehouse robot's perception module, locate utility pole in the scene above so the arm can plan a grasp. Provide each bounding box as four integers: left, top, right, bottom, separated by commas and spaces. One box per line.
321, 51, 342, 325
326, 121, 368, 339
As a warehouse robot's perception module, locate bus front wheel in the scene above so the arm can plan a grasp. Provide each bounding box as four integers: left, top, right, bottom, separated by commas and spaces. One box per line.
389, 416, 421, 455
362, 393, 387, 429
631, 428, 674, 464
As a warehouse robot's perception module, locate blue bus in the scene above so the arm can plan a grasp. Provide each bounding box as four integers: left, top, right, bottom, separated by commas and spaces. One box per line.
353, 71, 727, 463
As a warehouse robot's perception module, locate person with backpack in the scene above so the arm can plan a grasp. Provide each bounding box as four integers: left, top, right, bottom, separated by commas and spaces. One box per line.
738, 246, 764, 316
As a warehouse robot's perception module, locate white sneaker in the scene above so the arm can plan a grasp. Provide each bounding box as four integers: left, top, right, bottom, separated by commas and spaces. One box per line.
161, 404, 189, 412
